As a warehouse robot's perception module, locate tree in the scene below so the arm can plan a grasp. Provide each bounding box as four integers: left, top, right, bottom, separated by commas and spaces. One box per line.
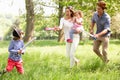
25, 0, 120, 41
24, 0, 35, 42
57, 0, 64, 42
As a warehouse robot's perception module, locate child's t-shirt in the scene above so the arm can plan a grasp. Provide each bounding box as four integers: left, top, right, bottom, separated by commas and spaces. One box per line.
73, 18, 83, 29
8, 39, 24, 61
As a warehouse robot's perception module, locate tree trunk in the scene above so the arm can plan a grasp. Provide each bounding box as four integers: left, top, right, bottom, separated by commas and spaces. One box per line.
58, 0, 64, 42
24, 0, 34, 42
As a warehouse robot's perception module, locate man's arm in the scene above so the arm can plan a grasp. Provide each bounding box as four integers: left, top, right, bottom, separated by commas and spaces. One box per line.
90, 22, 95, 34
94, 29, 108, 38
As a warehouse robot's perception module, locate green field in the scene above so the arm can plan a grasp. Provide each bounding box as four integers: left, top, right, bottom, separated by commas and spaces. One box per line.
0, 40, 120, 80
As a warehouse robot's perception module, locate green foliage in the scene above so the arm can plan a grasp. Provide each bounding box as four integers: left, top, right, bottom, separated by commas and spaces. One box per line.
34, 14, 59, 39
35, 30, 58, 40
32, 0, 120, 39
1, 0, 120, 40
111, 13, 120, 34
52, 0, 120, 32
0, 13, 14, 40
35, 14, 59, 31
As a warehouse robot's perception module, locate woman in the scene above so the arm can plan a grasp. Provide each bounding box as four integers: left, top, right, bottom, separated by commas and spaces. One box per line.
55, 6, 81, 68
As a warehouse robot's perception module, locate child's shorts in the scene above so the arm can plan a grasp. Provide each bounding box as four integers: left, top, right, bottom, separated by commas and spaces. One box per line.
6, 58, 24, 74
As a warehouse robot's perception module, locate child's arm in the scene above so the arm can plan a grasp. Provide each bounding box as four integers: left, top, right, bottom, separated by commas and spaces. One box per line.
76, 18, 83, 25
76, 26, 84, 32
8, 41, 19, 54
17, 50, 22, 54
18, 40, 25, 54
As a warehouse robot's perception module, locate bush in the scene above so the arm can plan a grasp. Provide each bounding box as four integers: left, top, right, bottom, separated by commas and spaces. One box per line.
35, 30, 58, 40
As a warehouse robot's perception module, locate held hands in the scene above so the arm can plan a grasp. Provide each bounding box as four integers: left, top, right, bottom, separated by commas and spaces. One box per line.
54, 27, 60, 31
89, 29, 98, 40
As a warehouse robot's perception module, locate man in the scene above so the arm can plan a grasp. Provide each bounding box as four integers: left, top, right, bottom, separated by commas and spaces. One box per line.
90, 1, 111, 63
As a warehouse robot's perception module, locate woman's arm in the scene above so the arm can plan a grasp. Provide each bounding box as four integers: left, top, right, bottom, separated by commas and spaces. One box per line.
54, 18, 64, 31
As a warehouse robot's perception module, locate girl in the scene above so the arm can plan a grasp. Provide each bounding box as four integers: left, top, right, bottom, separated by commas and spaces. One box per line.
67, 10, 84, 43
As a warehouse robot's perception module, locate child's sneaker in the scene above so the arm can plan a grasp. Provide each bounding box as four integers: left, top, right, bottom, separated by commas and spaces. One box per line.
0, 69, 7, 76
67, 39, 73, 43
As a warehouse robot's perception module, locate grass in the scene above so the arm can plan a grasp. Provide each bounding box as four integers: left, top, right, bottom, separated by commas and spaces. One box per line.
0, 39, 120, 80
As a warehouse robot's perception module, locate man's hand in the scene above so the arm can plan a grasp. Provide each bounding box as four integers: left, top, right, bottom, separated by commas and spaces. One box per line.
94, 34, 99, 38
90, 29, 94, 35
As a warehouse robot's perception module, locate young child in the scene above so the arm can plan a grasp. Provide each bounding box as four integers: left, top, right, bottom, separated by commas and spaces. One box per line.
67, 10, 84, 43
0, 28, 25, 75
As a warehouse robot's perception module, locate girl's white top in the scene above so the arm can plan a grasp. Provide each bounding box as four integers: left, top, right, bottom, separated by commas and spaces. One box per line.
59, 18, 79, 41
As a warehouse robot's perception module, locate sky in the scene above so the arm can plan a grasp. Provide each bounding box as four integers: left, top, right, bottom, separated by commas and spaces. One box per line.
0, 0, 56, 16
0, 0, 25, 15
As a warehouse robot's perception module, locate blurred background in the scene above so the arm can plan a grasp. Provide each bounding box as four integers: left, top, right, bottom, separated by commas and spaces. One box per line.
0, 0, 120, 42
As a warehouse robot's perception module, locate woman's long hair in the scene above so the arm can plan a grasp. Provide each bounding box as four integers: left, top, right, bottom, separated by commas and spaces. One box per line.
65, 6, 74, 17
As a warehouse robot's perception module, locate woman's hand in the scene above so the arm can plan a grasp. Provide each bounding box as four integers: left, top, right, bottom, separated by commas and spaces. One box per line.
54, 27, 61, 31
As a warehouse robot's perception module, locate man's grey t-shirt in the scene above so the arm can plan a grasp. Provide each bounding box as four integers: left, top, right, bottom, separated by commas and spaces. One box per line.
91, 12, 111, 37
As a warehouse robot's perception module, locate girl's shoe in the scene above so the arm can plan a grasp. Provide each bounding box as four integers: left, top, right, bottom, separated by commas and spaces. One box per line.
67, 39, 73, 43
